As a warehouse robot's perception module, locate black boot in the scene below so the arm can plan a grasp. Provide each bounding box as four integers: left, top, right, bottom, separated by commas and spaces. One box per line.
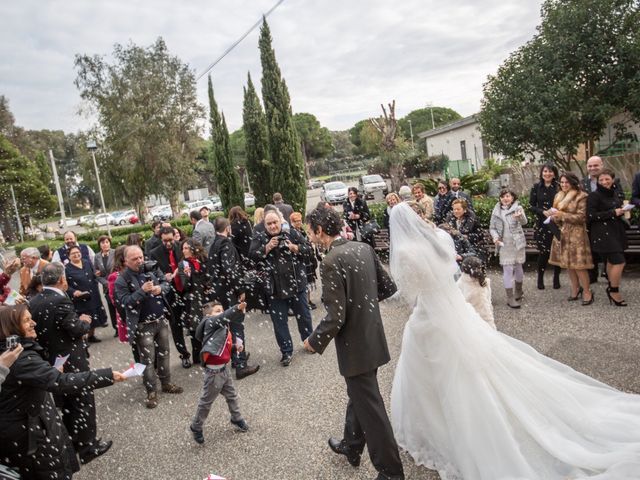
552, 266, 561, 289
537, 269, 545, 290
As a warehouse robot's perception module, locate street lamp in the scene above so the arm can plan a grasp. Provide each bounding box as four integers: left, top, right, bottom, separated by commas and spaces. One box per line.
407, 119, 415, 150
426, 102, 436, 130
86, 140, 111, 236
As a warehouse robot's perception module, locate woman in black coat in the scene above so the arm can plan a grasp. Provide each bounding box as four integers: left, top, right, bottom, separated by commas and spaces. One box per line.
434, 180, 454, 224
229, 206, 253, 266
343, 187, 371, 242
529, 163, 561, 290
446, 198, 487, 263
0, 304, 122, 480
65, 245, 108, 343
177, 239, 210, 363
587, 168, 628, 306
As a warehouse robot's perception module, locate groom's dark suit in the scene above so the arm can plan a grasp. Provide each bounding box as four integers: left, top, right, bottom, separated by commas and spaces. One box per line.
308, 237, 403, 480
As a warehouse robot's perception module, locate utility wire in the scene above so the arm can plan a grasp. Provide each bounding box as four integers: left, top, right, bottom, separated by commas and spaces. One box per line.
111, 0, 286, 146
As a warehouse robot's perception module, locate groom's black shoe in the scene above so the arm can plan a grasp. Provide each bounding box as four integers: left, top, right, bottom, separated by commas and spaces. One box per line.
328, 437, 361, 467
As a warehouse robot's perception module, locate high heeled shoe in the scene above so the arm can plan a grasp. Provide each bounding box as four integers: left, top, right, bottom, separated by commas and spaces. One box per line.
581, 291, 594, 306
606, 286, 627, 307
567, 287, 583, 301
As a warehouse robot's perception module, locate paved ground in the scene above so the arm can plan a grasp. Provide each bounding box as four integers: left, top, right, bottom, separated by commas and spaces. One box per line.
73, 266, 640, 480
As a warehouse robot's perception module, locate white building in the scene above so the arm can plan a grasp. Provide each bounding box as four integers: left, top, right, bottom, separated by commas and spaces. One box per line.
417, 114, 494, 174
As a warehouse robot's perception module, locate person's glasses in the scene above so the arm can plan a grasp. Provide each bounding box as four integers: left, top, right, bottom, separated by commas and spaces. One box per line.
438, 186, 446, 190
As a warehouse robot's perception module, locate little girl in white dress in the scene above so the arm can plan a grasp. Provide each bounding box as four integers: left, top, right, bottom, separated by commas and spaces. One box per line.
456, 256, 496, 330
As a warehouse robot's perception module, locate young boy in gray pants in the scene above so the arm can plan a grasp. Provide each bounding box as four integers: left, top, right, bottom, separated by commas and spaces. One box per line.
189, 301, 254, 444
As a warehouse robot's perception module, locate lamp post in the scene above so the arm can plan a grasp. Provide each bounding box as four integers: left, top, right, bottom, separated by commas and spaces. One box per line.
407, 119, 415, 150
86, 140, 111, 236
426, 102, 436, 130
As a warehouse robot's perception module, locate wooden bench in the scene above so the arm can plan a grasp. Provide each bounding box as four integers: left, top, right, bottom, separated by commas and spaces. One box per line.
373, 225, 640, 260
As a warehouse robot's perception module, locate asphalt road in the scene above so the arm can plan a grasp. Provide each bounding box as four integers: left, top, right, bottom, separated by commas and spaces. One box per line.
73, 268, 640, 480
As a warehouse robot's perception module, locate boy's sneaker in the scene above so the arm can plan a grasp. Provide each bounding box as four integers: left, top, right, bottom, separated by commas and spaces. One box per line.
189, 425, 205, 444
231, 418, 249, 432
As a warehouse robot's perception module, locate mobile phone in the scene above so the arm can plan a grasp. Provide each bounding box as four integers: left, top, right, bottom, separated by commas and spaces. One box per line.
5, 335, 19, 351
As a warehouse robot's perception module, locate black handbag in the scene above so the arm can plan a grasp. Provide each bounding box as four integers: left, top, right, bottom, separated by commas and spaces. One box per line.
360, 220, 380, 241
547, 221, 561, 240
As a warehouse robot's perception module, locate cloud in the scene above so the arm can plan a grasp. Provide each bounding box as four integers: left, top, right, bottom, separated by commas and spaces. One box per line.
0, 0, 542, 134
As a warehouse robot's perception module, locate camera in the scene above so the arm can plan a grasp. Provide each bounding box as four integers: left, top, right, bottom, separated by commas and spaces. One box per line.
277, 233, 290, 251
141, 260, 158, 282
5, 335, 19, 351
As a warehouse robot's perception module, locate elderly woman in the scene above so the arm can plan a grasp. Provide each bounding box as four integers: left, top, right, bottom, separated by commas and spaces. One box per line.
548, 172, 594, 305
66, 245, 108, 342
0, 304, 123, 479
446, 198, 487, 263
412, 182, 434, 221
529, 163, 561, 290
383, 192, 400, 230
587, 168, 628, 306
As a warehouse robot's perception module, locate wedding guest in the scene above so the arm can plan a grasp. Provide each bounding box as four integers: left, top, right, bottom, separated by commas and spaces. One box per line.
38, 244, 53, 261
446, 199, 487, 262
529, 163, 561, 290
434, 180, 453, 224
548, 173, 594, 305
94, 235, 117, 337
52, 231, 95, 264
412, 182, 434, 220
587, 169, 628, 306
229, 206, 253, 264
343, 187, 370, 242
383, 193, 400, 230
489, 189, 527, 309
65, 245, 108, 342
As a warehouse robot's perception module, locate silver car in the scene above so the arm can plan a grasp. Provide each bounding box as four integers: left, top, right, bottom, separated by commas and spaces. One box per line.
321, 181, 349, 205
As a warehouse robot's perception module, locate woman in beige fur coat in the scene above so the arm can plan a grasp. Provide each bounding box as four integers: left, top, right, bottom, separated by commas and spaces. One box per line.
548, 172, 594, 305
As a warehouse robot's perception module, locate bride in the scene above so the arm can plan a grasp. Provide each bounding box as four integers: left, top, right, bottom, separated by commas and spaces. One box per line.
389, 202, 640, 480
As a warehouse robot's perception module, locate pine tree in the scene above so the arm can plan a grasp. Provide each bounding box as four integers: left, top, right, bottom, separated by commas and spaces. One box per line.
243, 72, 272, 207
207, 75, 243, 213
259, 19, 306, 213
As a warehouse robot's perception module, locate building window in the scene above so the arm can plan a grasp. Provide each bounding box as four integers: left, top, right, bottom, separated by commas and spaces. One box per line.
460, 140, 467, 161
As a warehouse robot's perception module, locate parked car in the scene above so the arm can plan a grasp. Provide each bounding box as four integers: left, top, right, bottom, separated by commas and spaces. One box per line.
308, 179, 324, 189
209, 196, 223, 211
78, 215, 95, 226
87, 213, 114, 227
58, 218, 78, 228
359, 174, 388, 199
321, 181, 349, 205
244, 193, 255, 208
180, 199, 215, 216
111, 209, 139, 225
150, 205, 173, 222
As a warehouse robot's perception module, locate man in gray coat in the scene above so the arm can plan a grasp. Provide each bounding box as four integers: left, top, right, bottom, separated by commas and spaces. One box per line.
304, 207, 404, 480
190, 210, 215, 254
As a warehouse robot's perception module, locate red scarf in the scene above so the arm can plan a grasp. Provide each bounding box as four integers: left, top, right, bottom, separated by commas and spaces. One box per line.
168, 248, 183, 292
187, 257, 202, 272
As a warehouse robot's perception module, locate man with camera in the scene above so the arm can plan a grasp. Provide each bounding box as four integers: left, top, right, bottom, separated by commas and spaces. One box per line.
250, 210, 313, 366
115, 246, 183, 409
208, 217, 259, 380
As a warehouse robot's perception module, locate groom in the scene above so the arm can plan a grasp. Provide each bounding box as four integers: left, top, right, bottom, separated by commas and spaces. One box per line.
304, 207, 404, 480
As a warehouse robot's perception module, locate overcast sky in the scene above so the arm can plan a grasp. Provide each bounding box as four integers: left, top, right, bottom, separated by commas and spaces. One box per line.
1, 0, 543, 136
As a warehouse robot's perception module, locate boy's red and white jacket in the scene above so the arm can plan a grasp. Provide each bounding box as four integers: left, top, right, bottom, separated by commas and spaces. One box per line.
194, 305, 244, 366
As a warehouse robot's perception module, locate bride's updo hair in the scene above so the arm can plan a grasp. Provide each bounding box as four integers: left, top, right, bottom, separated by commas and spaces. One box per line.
460, 256, 487, 287
306, 207, 342, 236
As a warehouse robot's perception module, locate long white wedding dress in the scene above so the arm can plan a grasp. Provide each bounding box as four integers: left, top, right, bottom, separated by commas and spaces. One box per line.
389, 202, 640, 480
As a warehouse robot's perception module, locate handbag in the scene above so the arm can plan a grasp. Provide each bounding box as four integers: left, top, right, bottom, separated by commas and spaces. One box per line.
360, 220, 380, 242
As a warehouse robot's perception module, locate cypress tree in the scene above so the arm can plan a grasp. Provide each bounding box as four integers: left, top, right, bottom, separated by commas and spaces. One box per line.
207, 75, 243, 213
259, 19, 306, 213
242, 72, 272, 207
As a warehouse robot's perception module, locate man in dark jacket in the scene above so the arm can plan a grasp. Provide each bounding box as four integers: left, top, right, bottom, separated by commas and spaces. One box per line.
29, 262, 113, 464
149, 226, 191, 367
273, 192, 294, 224
250, 210, 313, 367
304, 207, 404, 480
208, 217, 259, 380
144, 221, 163, 256
115, 246, 183, 408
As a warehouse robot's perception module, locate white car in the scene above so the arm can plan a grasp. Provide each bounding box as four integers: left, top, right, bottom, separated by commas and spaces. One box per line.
180, 199, 215, 216
92, 213, 114, 227
359, 174, 388, 199
321, 181, 349, 205
150, 205, 172, 221
209, 196, 223, 211
244, 193, 255, 208
111, 209, 138, 225
58, 218, 78, 228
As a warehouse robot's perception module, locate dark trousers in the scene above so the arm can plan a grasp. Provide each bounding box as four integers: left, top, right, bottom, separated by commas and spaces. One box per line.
268, 289, 313, 356
343, 369, 404, 479
60, 384, 98, 456
220, 294, 247, 369
105, 291, 117, 332
169, 302, 190, 359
